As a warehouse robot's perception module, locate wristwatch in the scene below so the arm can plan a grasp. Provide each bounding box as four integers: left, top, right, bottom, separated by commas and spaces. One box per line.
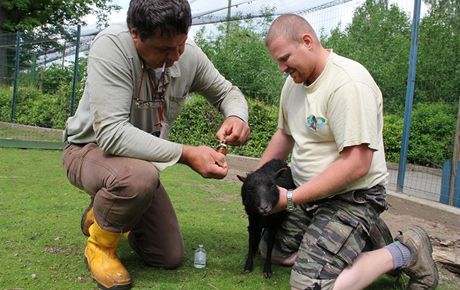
286, 189, 296, 212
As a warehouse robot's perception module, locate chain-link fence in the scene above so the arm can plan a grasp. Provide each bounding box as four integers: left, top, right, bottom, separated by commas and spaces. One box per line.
0, 32, 16, 86
0, 0, 458, 208
0, 27, 95, 126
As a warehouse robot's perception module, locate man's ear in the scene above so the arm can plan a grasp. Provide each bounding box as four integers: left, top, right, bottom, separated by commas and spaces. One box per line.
130, 28, 140, 42
237, 175, 246, 183
301, 33, 313, 49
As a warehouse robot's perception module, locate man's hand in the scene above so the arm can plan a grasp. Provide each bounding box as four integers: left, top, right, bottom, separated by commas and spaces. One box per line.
271, 186, 288, 214
216, 116, 250, 146
179, 145, 228, 179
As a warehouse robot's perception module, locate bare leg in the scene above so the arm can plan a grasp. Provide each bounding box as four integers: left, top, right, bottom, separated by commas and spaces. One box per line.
270, 252, 298, 266
259, 241, 298, 266
333, 248, 394, 290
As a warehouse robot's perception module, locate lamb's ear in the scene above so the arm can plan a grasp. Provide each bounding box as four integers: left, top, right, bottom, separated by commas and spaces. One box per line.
274, 167, 288, 179
237, 175, 246, 182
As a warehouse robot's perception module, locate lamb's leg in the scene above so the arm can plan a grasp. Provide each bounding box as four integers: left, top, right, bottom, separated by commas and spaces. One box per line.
243, 217, 262, 273
263, 227, 277, 278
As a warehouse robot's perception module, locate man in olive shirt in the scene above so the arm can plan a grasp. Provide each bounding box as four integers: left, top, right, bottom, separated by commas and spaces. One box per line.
62, 1, 249, 289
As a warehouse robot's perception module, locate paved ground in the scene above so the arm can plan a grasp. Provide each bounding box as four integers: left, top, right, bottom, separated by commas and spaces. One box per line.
386, 163, 443, 202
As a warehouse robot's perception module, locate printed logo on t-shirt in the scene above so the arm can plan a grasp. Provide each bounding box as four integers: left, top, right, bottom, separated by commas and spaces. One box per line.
306, 115, 327, 131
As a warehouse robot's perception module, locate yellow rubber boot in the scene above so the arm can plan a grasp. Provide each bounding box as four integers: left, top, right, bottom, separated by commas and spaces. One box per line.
81, 205, 94, 237
85, 222, 132, 290
81, 205, 129, 240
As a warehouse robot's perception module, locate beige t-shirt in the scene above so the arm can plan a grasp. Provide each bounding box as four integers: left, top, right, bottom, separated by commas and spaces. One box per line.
278, 51, 388, 192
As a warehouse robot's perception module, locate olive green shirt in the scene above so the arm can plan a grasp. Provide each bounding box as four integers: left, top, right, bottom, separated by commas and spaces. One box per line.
65, 23, 248, 170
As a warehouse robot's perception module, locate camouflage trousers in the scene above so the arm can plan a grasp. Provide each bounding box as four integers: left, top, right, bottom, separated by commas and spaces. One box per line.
262, 185, 388, 290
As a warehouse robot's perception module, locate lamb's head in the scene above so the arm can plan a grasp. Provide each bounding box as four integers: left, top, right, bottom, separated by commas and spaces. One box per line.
238, 171, 279, 216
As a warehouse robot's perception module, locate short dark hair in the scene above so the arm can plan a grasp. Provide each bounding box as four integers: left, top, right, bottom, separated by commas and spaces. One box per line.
127, 0, 192, 41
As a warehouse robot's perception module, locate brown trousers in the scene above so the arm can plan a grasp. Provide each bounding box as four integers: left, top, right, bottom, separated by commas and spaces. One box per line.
62, 143, 184, 268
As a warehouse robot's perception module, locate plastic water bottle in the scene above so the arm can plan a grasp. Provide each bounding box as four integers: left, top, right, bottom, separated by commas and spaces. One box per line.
194, 244, 207, 269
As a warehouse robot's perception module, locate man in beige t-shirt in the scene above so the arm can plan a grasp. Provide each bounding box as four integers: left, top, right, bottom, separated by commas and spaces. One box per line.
257, 14, 438, 290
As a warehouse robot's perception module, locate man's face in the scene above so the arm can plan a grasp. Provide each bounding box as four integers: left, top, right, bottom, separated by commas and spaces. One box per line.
268, 36, 315, 84
131, 29, 188, 69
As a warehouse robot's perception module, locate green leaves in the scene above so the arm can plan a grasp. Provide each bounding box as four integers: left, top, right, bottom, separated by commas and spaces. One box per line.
383, 102, 457, 167
0, 0, 121, 33
322, 0, 458, 115
416, 0, 460, 104
323, 0, 411, 114
194, 17, 283, 105
169, 95, 278, 158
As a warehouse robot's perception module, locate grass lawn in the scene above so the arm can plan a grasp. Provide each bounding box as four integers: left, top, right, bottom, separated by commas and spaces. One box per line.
0, 147, 451, 289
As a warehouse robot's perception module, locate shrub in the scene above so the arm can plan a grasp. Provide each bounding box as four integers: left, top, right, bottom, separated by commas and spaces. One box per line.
36, 64, 74, 94
169, 95, 224, 147
2, 79, 456, 169
0, 86, 12, 121
231, 98, 278, 157
383, 102, 457, 167
408, 102, 456, 167
170, 95, 278, 158
383, 114, 404, 163
6, 86, 68, 129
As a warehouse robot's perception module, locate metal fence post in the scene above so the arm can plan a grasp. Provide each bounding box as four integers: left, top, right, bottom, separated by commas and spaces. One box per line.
397, 0, 421, 192
70, 25, 81, 116
449, 97, 460, 205
10, 31, 21, 121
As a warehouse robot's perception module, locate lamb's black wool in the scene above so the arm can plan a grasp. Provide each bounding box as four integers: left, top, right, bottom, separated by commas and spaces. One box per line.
238, 159, 296, 278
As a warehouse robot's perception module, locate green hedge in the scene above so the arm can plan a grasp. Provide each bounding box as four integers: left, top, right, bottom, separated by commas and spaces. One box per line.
169, 95, 224, 148
0, 85, 456, 168
169, 95, 278, 158
382, 114, 403, 163
0, 86, 69, 129
0, 86, 12, 121
170, 95, 456, 167
383, 103, 457, 167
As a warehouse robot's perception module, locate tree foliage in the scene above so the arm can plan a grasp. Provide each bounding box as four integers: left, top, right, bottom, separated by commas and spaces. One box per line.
0, 0, 120, 35
322, 0, 412, 114
322, 0, 459, 114
0, 0, 457, 168
194, 10, 284, 105
0, 0, 118, 87
416, 0, 460, 104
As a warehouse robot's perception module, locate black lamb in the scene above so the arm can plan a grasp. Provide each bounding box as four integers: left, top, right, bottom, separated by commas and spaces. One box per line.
237, 159, 296, 278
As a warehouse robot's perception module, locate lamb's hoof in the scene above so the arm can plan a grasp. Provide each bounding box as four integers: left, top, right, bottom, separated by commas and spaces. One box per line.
263, 271, 272, 279
242, 268, 252, 274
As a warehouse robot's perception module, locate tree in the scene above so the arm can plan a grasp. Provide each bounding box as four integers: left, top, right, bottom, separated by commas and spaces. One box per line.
0, 0, 119, 86
194, 10, 284, 105
0, 0, 119, 34
322, 0, 412, 114
416, 0, 459, 104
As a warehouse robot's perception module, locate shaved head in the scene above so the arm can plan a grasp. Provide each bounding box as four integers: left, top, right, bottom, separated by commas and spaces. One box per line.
265, 14, 318, 47
265, 14, 329, 85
